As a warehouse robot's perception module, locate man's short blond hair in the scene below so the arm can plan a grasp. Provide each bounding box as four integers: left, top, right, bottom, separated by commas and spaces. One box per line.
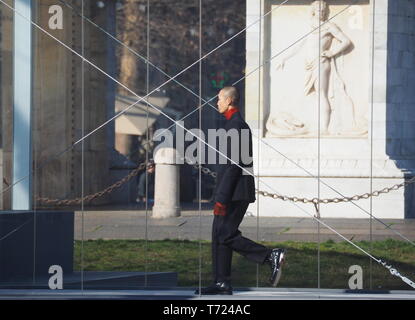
220, 86, 240, 105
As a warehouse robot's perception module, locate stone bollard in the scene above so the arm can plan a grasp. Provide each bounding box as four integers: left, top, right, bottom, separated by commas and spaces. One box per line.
152, 147, 181, 218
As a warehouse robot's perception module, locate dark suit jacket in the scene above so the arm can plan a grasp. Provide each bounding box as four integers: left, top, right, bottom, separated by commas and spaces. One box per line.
214, 111, 256, 204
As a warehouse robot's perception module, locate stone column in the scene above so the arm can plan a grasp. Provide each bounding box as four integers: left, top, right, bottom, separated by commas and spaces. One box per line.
152, 148, 181, 218
30, 0, 111, 206
1, 2, 13, 209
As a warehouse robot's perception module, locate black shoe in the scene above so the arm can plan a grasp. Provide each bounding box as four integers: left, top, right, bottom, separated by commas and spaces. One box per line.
268, 248, 286, 287
194, 282, 233, 295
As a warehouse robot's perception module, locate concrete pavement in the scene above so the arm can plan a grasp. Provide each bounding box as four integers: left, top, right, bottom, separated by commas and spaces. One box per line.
0, 288, 414, 300
74, 204, 415, 242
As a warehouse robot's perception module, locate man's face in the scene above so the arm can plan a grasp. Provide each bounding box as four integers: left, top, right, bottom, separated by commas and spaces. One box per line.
217, 90, 230, 114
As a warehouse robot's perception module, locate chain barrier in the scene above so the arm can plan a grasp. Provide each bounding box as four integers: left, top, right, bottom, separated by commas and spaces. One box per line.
38, 159, 415, 208
191, 163, 415, 207
256, 176, 415, 205
37, 157, 218, 206
37, 162, 147, 206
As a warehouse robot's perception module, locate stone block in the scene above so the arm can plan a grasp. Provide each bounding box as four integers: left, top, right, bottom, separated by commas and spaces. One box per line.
389, 33, 408, 51
387, 0, 400, 16
407, 72, 415, 88
400, 103, 415, 122
386, 138, 402, 156
387, 50, 402, 68
401, 138, 415, 156
387, 85, 406, 103
402, 51, 414, 69
386, 103, 404, 122
388, 68, 407, 86
408, 35, 415, 52
388, 16, 408, 33
402, 121, 415, 139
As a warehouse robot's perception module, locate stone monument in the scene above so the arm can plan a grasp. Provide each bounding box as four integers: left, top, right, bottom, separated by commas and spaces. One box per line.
245, 0, 415, 218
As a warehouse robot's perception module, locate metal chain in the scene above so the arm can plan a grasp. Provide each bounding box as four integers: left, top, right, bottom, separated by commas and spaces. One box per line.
37, 156, 215, 206
257, 176, 415, 205
37, 162, 147, 206
183, 157, 217, 179
187, 160, 415, 205
38, 157, 415, 207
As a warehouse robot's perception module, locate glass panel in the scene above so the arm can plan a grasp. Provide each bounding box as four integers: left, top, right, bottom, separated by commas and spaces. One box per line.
316, 0, 373, 290
0, 0, 82, 291
1, 0, 415, 298
32, 0, 84, 291
198, 0, 263, 290
369, 0, 415, 291
78, 0, 151, 290
145, 0, 203, 290
254, 0, 324, 289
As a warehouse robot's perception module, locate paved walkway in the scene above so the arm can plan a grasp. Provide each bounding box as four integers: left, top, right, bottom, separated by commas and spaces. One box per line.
0, 288, 414, 300
74, 205, 415, 242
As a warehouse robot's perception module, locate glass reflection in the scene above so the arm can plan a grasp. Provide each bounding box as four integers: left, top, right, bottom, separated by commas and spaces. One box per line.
0, 0, 414, 296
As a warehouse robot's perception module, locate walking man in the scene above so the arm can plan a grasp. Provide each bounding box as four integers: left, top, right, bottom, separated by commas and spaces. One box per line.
195, 86, 286, 295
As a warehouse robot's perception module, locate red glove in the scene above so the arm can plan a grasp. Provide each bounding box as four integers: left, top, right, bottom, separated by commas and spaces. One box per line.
213, 202, 227, 216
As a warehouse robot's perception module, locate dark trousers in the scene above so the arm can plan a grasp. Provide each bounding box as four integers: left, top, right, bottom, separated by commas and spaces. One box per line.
212, 200, 272, 283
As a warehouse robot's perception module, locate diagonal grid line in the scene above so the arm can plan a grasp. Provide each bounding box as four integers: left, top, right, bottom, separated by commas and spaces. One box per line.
60, 0, 415, 245
2, 0, 415, 288
2, 0, 413, 248
0, 0, 289, 196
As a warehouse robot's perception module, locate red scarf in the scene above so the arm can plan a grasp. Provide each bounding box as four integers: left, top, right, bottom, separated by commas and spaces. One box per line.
223, 107, 239, 120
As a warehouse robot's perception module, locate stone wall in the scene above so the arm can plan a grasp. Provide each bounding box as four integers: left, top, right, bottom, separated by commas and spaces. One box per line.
386, 0, 415, 159
385, 0, 415, 217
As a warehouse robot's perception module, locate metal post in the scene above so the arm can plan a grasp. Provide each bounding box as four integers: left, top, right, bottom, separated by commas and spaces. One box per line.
12, 0, 32, 210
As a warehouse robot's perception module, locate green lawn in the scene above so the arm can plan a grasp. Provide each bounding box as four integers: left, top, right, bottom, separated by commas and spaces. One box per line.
74, 238, 415, 290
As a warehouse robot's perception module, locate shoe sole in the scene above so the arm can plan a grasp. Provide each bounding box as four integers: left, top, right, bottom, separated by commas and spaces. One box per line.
271, 250, 286, 287
203, 292, 233, 295
195, 291, 233, 295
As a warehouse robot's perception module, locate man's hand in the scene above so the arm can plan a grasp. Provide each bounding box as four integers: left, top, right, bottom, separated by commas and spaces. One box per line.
213, 202, 227, 216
